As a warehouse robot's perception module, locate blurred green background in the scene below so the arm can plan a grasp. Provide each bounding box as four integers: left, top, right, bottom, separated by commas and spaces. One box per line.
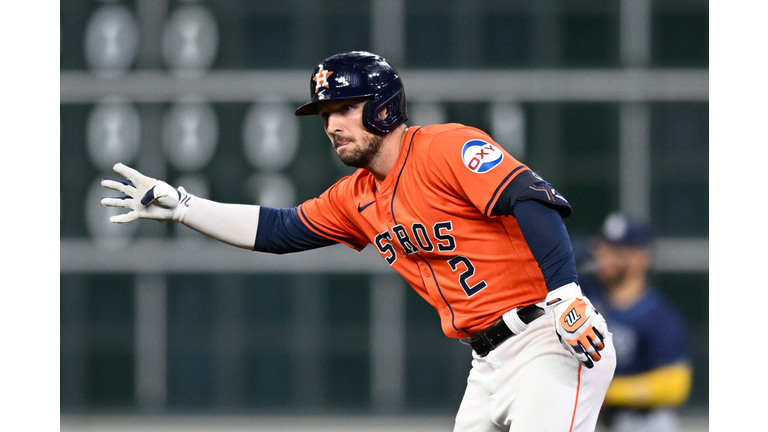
60, 0, 708, 418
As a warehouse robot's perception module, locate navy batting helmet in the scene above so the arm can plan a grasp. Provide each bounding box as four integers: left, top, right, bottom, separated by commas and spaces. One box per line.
294, 51, 408, 134
599, 213, 653, 248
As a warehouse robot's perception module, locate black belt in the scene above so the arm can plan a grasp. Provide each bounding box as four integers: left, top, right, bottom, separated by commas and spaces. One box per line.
461, 304, 545, 357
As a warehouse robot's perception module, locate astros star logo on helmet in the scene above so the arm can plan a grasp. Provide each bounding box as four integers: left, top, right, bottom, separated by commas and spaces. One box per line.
313, 66, 334, 93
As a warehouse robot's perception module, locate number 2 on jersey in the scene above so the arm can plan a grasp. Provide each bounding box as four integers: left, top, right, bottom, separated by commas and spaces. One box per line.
448, 256, 488, 297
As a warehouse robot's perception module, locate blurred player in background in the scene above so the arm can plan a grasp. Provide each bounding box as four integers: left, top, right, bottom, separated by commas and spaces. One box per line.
101, 51, 615, 431
580, 213, 692, 432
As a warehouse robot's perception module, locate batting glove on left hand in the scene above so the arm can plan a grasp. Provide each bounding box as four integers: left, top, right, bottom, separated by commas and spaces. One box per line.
101, 163, 192, 223
546, 283, 608, 369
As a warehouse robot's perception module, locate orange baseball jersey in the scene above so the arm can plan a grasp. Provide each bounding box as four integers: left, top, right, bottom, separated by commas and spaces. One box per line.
298, 124, 549, 338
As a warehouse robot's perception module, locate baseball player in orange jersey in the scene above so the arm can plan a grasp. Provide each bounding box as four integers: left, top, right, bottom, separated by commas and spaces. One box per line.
101, 51, 616, 431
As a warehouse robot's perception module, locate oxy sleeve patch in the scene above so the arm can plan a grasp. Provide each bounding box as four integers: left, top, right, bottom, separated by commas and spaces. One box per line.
461, 140, 504, 173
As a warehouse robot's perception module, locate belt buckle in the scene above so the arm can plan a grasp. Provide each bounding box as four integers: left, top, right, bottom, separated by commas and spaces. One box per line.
461, 320, 504, 357
460, 331, 485, 345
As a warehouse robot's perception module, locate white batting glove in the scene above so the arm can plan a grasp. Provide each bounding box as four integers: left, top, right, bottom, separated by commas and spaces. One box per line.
546, 283, 607, 369
101, 163, 192, 223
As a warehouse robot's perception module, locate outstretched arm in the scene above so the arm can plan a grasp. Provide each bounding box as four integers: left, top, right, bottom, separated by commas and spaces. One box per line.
101, 163, 261, 250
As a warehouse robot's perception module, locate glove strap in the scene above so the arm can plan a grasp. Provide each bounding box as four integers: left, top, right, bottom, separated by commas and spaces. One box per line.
172, 187, 194, 223
544, 282, 583, 308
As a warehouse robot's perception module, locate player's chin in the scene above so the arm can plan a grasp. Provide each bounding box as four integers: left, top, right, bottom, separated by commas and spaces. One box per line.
335, 143, 356, 159
337, 150, 367, 168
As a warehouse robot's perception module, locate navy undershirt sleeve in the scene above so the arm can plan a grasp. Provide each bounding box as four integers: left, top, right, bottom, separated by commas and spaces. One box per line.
492, 170, 572, 218
509, 199, 579, 291
253, 206, 338, 254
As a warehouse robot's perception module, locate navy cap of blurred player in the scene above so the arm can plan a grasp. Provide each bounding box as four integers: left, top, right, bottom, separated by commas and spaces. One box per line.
599, 213, 652, 248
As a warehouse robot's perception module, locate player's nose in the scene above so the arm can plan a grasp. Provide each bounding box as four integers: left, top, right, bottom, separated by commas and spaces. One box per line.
325, 112, 344, 135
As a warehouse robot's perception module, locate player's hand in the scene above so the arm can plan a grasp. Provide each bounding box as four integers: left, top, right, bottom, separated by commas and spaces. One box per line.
546, 283, 607, 369
100, 163, 192, 223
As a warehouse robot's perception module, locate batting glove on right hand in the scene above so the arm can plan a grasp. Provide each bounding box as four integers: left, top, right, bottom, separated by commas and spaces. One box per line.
546, 283, 608, 369
101, 163, 192, 223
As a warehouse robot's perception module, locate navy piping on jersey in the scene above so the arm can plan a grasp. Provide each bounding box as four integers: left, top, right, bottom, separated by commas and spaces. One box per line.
484, 165, 528, 217
298, 205, 366, 250
415, 254, 463, 334
389, 127, 421, 223
389, 127, 461, 334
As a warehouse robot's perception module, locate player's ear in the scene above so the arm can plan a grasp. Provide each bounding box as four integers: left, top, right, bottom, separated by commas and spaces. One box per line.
377, 105, 390, 120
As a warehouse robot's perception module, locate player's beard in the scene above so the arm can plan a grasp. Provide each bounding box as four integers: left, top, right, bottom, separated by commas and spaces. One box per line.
334, 133, 384, 168
597, 262, 628, 289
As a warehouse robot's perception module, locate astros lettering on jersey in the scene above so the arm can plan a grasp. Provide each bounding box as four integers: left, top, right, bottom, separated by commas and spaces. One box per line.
298, 123, 547, 338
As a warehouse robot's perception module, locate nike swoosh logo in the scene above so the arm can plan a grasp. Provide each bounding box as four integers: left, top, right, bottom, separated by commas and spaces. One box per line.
358, 200, 376, 212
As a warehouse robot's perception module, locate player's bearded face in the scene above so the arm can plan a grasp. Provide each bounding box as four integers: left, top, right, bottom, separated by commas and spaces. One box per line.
320, 98, 385, 169
333, 133, 384, 168
594, 243, 629, 287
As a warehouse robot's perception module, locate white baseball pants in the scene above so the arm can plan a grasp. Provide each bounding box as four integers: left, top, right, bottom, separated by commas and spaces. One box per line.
454, 306, 616, 432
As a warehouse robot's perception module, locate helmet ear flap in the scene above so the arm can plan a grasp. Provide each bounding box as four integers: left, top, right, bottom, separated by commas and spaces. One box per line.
364, 88, 408, 134
361, 100, 376, 132
389, 90, 407, 124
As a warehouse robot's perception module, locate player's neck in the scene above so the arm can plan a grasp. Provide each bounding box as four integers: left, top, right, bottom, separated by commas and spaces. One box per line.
367, 125, 408, 183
